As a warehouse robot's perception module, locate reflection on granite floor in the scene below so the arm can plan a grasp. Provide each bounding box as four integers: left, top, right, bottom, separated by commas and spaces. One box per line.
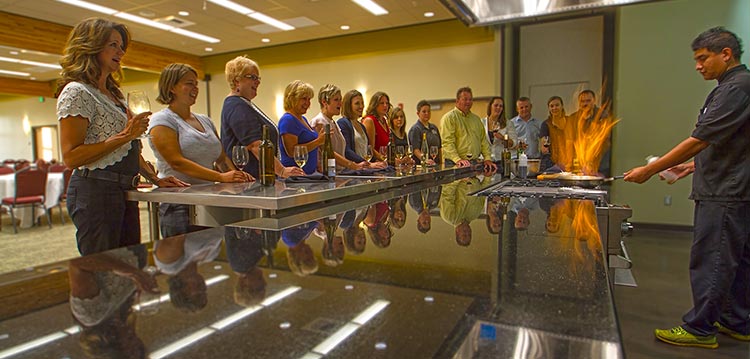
0, 205, 151, 275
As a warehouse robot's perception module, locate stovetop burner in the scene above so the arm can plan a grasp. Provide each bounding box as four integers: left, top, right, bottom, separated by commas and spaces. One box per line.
503, 179, 563, 187
478, 179, 610, 205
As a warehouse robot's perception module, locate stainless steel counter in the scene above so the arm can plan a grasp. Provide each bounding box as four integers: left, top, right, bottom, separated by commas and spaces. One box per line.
0, 172, 623, 358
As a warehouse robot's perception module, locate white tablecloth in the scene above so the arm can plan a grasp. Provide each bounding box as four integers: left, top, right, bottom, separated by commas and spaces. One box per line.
0, 172, 65, 228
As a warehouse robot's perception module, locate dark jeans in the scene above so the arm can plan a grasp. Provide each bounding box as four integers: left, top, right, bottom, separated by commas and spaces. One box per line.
67, 175, 140, 256
682, 200, 750, 336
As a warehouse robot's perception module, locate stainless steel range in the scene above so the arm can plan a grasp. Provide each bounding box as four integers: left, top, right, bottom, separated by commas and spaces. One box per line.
476, 178, 636, 288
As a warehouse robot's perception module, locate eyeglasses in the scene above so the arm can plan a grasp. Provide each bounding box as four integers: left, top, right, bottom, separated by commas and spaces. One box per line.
243, 74, 261, 81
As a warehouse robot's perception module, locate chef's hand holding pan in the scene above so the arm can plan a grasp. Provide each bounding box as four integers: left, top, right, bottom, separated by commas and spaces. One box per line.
623, 166, 653, 184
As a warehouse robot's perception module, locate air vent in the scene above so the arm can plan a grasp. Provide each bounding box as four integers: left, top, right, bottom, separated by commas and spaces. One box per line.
154, 16, 196, 28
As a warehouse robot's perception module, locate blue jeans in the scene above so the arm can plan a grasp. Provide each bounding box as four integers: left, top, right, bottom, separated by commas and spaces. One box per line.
682, 200, 750, 336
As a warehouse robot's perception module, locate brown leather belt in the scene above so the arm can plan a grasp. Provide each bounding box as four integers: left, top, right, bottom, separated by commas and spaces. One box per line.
73, 168, 140, 188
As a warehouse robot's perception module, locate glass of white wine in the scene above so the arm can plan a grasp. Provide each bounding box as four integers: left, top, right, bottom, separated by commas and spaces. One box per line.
364, 145, 373, 162
294, 145, 308, 169
127, 90, 151, 139
429, 146, 439, 167
232, 145, 249, 170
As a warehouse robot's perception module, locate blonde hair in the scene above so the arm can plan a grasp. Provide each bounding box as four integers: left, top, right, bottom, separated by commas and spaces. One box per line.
56, 18, 130, 98
283, 80, 314, 112
156, 63, 197, 105
224, 55, 258, 91
317, 83, 341, 108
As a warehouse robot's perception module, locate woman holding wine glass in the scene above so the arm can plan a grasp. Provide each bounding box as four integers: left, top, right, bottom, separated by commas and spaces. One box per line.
57, 18, 187, 256
361, 92, 391, 161
278, 80, 325, 174
148, 63, 253, 238
539, 96, 571, 172
388, 106, 414, 169
338, 90, 378, 166
220, 56, 304, 180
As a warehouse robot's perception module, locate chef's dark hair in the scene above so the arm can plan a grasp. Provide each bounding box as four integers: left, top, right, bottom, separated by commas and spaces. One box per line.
692, 27, 743, 61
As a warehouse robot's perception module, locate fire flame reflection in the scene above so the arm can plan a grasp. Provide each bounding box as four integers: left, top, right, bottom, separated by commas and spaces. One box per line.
547, 199, 602, 275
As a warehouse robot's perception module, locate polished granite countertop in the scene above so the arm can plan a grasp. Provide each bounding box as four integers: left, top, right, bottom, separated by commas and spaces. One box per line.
0, 173, 622, 358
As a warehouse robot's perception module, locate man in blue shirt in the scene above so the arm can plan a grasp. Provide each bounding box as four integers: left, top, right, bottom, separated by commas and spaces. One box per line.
510, 97, 541, 159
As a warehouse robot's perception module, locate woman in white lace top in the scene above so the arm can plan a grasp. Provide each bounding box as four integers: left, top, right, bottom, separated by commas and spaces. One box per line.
56, 18, 187, 255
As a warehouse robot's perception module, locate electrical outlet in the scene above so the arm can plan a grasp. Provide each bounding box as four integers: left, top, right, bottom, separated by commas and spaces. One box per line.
664, 195, 672, 206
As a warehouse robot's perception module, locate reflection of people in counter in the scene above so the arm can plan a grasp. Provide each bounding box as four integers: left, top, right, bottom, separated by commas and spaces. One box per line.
282, 221, 319, 276
509, 196, 541, 232
148, 63, 253, 238
57, 18, 187, 255
485, 196, 509, 235
69, 247, 155, 358
224, 227, 269, 306
364, 202, 392, 248
389, 197, 407, 230
439, 177, 489, 246
313, 215, 345, 267
625, 27, 750, 348
341, 207, 368, 254
153, 232, 223, 312
409, 186, 441, 234
220, 56, 304, 179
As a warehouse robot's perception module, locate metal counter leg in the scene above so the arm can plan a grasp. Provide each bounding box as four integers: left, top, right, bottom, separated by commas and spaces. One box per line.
148, 202, 160, 242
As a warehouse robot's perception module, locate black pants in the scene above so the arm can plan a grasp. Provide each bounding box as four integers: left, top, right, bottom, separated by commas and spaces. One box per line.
682, 200, 750, 336
67, 175, 140, 256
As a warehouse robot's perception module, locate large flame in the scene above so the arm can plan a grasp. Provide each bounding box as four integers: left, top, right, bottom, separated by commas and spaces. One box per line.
548, 199, 602, 275
548, 100, 619, 175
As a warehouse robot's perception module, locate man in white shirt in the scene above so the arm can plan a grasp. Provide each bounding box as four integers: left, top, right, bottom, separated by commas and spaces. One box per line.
510, 97, 542, 159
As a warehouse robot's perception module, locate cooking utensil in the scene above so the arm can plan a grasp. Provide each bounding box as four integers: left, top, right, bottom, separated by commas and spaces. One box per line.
537, 172, 624, 188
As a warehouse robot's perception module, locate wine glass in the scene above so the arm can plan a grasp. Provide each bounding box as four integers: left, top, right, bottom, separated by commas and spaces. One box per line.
127, 90, 151, 139
429, 146, 439, 167
364, 145, 373, 162
379, 146, 388, 161
294, 145, 308, 169
232, 145, 249, 169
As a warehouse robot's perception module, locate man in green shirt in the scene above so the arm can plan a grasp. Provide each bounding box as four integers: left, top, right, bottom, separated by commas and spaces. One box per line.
440, 87, 497, 171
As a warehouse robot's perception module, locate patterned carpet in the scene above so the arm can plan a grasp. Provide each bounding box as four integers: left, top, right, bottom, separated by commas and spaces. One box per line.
0, 205, 152, 275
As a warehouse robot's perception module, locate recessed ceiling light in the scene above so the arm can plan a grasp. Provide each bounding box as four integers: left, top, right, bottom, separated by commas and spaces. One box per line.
261, 38, 270, 43
0, 69, 30, 77
340, 25, 350, 30
9, 51, 19, 55
179, 11, 190, 16
424, 11, 434, 17
205, 47, 213, 52
207, 0, 295, 31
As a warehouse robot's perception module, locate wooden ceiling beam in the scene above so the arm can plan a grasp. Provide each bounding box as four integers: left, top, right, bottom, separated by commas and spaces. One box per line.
0, 11, 204, 96
0, 78, 54, 98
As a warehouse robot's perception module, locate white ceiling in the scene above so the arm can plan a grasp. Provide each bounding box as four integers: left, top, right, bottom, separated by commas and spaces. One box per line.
0, 0, 455, 81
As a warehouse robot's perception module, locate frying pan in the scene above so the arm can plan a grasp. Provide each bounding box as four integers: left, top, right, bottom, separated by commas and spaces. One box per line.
537, 172, 624, 188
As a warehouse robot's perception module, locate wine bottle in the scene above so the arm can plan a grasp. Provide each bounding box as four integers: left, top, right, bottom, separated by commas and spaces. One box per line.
502, 135, 511, 178
322, 124, 336, 179
387, 131, 396, 167
518, 150, 528, 179
420, 131, 429, 166
259, 125, 275, 186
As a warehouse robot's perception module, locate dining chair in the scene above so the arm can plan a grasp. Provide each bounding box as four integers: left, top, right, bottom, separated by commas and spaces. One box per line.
0, 168, 52, 233
35, 159, 49, 172
14, 160, 30, 171
0, 165, 13, 175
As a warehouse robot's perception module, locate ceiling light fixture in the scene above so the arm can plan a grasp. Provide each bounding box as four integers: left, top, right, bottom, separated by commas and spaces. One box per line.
179, 11, 190, 16
261, 38, 270, 43
340, 25, 350, 30
204, 47, 213, 52
424, 11, 435, 17
207, 0, 295, 31
0, 56, 61, 69
55, 0, 220, 43
0, 69, 31, 77
351, 0, 388, 16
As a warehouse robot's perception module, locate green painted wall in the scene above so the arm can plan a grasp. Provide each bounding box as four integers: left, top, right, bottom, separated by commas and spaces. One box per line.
611, 0, 749, 225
